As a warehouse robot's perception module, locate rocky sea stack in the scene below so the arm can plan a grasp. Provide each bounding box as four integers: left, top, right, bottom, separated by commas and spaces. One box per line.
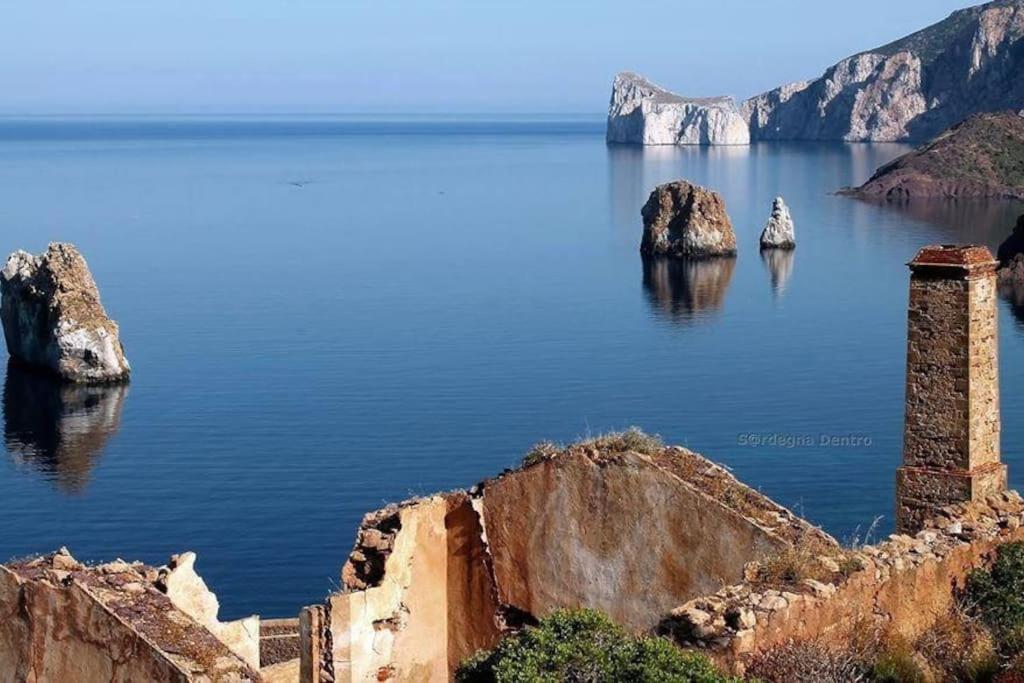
640, 181, 737, 258
607, 72, 749, 146
759, 197, 796, 249
0, 243, 130, 383
843, 112, 1024, 199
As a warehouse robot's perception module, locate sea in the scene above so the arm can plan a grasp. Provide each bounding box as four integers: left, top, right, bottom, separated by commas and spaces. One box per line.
1, 115, 1022, 618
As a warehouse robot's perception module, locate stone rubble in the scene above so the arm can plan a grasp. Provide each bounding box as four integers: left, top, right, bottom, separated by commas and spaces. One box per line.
660, 491, 1024, 671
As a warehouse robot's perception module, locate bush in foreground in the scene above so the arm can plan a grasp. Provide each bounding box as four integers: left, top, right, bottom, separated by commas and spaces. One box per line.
967, 541, 1024, 654
456, 608, 734, 683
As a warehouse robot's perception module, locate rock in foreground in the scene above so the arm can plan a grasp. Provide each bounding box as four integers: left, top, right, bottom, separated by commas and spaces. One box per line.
842, 112, 1024, 200
1, 243, 130, 383
759, 197, 796, 249
640, 181, 737, 258
607, 72, 750, 146
998, 215, 1024, 283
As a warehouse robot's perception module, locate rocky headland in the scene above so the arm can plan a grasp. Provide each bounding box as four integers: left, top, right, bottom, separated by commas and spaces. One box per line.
743, 0, 1024, 142
640, 181, 738, 258
612, 1, 1024, 145
842, 111, 1024, 199
606, 72, 750, 146
0, 243, 130, 383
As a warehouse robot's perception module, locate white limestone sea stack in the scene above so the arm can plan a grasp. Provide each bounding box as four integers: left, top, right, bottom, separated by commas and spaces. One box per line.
607, 72, 750, 146
0, 243, 130, 383
759, 197, 796, 249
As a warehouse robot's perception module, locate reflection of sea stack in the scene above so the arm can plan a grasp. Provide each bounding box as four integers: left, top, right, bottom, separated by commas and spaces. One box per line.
642, 256, 736, 322
1, 243, 130, 383
760, 248, 794, 297
3, 362, 127, 493
640, 181, 737, 258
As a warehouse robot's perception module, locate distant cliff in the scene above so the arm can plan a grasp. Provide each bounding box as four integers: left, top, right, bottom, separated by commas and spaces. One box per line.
743, 0, 1024, 142
842, 111, 1024, 199
606, 72, 750, 146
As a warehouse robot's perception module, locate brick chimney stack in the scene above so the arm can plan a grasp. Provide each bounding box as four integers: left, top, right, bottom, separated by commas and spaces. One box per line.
896, 245, 1006, 534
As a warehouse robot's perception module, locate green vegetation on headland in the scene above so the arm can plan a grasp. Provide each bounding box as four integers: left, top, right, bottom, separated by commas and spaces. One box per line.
843, 112, 1024, 200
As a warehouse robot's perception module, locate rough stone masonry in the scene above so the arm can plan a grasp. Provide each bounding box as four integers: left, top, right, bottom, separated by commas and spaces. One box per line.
897, 245, 1007, 533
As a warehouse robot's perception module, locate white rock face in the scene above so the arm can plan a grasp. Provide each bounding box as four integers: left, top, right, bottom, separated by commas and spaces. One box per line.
607, 72, 750, 146
760, 197, 796, 249
0, 244, 130, 383
743, 1, 1024, 141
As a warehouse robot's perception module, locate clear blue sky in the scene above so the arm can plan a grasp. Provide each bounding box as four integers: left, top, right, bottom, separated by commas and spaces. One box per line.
0, 0, 975, 114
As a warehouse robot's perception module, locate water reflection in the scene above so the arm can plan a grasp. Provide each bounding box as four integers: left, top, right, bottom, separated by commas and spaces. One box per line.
856, 198, 1024, 251
760, 248, 795, 298
3, 363, 127, 493
999, 281, 1024, 328
642, 255, 736, 323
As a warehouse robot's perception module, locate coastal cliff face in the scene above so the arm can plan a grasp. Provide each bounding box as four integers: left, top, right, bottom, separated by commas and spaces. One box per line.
607, 72, 750, 146
743, 0, 1024, 141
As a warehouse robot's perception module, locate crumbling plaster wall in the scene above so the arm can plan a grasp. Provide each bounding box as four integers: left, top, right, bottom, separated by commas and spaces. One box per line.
305, 446, 834, 682
0, 552, 259, 682
481, 449, 803, 631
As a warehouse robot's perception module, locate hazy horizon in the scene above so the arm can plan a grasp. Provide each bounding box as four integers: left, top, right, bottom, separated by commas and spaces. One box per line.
0, 1, 977, 115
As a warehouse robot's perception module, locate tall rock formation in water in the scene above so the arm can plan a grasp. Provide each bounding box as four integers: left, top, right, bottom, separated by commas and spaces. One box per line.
607, 72, 750, 146
742, 0, 1024, 141
760, 197, 796, 249
640, 181, 738, 258
0, 243, 130, 383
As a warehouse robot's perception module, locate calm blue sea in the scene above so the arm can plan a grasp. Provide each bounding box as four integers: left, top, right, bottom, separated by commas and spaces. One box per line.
1, 116, 1023, 619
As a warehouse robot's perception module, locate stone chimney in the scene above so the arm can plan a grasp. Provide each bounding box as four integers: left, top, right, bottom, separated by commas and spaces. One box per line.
896, 245, 1006, 534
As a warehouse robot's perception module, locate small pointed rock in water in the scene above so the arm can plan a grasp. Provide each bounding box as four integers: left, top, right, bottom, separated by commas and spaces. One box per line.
759, 197, 796, 249
0, 243, 130, 383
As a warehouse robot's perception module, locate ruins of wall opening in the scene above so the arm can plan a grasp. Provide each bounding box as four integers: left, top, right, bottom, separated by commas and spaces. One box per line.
301, 443, 836, 682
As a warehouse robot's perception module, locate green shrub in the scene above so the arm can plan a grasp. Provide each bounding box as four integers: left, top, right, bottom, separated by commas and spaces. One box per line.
967, 542, 1024, 653
456, 608, 734, 683
871, 645, 926, 683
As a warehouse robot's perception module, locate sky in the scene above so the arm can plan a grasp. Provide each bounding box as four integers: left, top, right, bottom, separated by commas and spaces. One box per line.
0, 0, 977, 115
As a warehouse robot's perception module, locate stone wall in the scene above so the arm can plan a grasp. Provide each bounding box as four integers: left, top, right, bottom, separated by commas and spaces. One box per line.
0, 549, 259, 682
662, 493, 1024, 677
301, 443, 835, 681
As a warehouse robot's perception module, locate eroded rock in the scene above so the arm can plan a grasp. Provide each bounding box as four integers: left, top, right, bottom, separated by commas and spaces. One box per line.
0, 243, 130, 383
607, 72, 749, 146
640, 181, 737, 258
759, 197, 796, 249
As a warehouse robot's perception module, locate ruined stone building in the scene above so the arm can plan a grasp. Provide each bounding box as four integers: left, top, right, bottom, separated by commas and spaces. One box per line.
1, 244, 1017, 682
